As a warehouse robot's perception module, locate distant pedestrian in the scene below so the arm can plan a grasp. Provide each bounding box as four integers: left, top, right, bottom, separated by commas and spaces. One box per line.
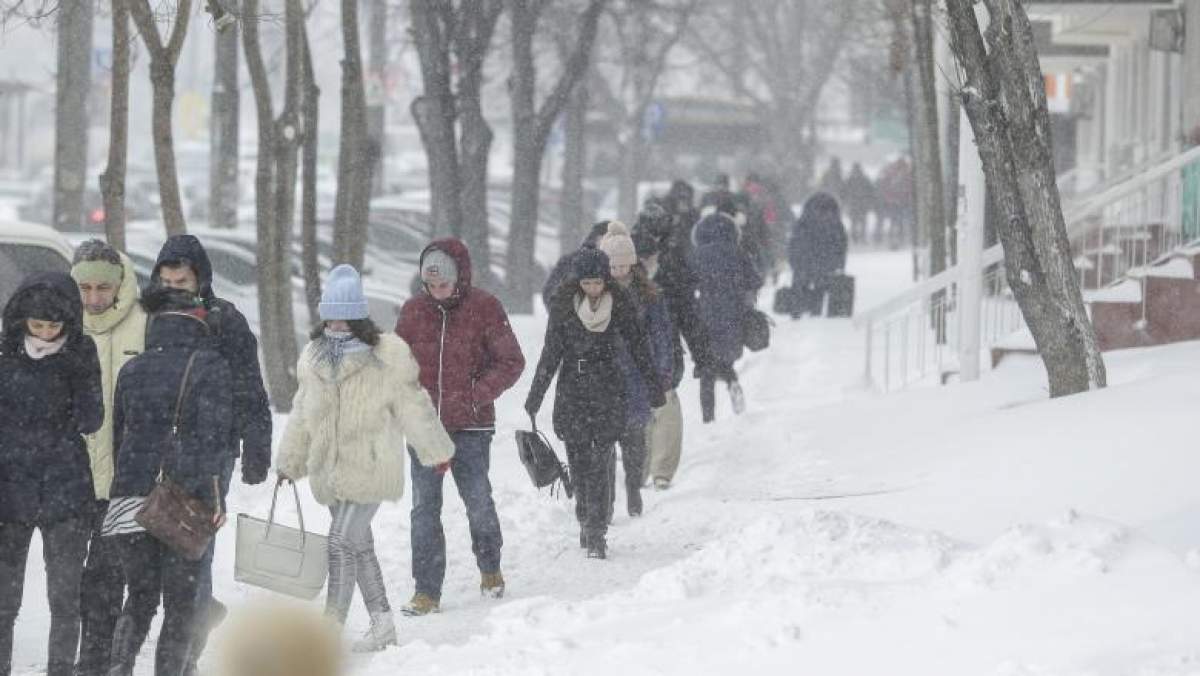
278, 265, 455, 651
789, 192, 849, 317
843, 163, 876, 245
0, 272, 103, 676
396, 240, 525, 616
818, 158, 845, 203
525, 248, 665, 559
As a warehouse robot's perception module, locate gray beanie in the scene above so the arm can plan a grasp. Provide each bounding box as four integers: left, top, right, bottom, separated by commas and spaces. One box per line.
319, 264, 369, 321
421, 249, 459, 286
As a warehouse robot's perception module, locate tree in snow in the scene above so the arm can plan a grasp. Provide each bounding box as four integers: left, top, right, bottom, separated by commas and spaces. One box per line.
332, 0, 372, 270
100, 0, 132, 251
129, 0, 192, 238
54, 1, 93, 234
944, 0, 1106, 396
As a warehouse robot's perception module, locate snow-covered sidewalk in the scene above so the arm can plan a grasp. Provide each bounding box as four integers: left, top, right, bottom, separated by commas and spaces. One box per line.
12, 250, 1200, 675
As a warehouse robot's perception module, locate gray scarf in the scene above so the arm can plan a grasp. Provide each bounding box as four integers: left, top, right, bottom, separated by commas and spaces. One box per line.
311, 329, 371, 374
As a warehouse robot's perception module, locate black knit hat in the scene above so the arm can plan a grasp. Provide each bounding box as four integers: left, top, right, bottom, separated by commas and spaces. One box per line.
570, 247, 611, 281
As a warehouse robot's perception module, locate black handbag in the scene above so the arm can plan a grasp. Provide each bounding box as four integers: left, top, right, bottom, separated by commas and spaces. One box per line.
515, 418, 573, 498
742, 307, 772, 352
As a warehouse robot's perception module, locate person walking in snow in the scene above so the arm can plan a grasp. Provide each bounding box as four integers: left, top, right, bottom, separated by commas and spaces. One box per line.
395, 239, 525, 616
789, 192, 849, 318
843, 163, 876, 245
102, 289, 231, 676
70, 241, 148, 676
525, 248, 666, 560
0, 272, 103, 676
692, 195, 764, 423
150, 234, 272, 670
597, 222, 674, 519
542, 221, 613, 313
277, 265, 455, 651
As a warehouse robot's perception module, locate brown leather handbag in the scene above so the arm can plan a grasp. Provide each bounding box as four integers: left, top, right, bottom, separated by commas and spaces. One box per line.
135, 352, 223, 561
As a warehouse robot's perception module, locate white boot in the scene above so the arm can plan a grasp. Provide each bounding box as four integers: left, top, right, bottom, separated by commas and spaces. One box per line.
351, 611, 398, 653
728, 381, 746, 415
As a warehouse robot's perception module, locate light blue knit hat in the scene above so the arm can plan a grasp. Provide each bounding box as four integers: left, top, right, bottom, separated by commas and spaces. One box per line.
319, 264, 369, 321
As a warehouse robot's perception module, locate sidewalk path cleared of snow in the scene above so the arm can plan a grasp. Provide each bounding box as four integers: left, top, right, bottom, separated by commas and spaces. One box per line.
12, 250, 1200, 675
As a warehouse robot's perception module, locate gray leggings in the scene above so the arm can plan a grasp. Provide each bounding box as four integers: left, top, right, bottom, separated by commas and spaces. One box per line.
325, 502, 388, 624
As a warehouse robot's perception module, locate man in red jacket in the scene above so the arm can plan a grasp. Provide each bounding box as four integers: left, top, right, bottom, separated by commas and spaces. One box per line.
395, 238, 525, 615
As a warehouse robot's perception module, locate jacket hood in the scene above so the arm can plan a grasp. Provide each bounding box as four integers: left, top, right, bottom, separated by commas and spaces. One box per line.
692, 212, 738, 248
151, 235, 215, 299
420, 238, 473, 302
82, 251, 142, 335
144, 311, 212, 352
2, 271, 84, 353
795, 192, 844, 234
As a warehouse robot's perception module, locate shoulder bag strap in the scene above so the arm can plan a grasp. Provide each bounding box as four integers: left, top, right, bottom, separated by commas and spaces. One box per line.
158, 352, 199, 480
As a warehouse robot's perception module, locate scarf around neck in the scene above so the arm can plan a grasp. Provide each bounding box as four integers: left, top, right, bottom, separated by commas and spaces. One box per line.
312, 329, 371, 374
25, 334, 67, 360
574, 291, 613, 333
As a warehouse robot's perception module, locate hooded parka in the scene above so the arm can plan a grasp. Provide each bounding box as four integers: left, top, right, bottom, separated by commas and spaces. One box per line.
0, 273, 104, 525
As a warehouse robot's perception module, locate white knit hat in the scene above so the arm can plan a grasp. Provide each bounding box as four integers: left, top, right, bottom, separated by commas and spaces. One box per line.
597, 221, 637, 268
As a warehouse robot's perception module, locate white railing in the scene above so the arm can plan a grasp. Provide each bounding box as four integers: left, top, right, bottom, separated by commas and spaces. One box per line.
858, 144, 1200, 393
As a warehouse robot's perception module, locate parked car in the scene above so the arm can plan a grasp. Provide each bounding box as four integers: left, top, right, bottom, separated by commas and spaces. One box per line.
0, 219, 74, 315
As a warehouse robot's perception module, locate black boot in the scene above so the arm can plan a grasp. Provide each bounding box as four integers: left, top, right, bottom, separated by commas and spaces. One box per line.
105, 615, 144, 676
586, 534, 607, 560
627, 486, 643, 517
579, 529, 588, 549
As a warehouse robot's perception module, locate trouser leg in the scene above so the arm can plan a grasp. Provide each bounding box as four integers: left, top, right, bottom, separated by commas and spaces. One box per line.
325, 502, 385, 623
565, 443, 588, 537
42, 518, 89, 676
609, 426, 646, 517
447, 432, 503, 576
111, 534, 162, 676
580, 442, 613, 541
701, 376, 716, 423
407, 448, 446, 601
0, 523, 34, 676
645, 390, 683, 483
184, 454, 235, 674
155, 547, 203, 676
76, 520, 125, 676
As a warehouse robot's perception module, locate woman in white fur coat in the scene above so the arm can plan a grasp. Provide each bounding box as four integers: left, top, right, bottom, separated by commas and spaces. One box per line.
276, 265, 454, 652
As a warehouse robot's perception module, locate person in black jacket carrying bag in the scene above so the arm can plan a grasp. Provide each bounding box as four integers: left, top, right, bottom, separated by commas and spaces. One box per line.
0, 272, 103, 676
102, 290, 232, 676
525, 248, 665, 560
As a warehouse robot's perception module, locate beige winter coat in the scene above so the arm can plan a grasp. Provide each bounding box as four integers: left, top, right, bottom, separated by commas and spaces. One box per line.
78, 253, 147, 499
276, 334, 454, 505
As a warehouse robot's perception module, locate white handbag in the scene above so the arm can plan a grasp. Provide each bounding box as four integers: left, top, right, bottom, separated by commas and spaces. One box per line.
235, 481, 328, 600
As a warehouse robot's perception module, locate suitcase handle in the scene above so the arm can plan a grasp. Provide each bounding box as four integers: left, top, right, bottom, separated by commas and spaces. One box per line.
264, 481, 308, 548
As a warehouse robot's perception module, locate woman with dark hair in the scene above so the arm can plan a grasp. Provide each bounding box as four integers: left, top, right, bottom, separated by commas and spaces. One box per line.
0, 272, 103, 676
102, 286, 232, 676
525, 248, 666, 560
277, 265, 453, 652
789, 192, 849, 317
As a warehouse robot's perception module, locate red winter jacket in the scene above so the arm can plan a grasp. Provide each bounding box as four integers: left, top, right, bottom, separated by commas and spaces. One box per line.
396, 238, 526, 433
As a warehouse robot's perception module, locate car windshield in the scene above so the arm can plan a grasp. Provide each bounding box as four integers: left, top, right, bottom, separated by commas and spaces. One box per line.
0, 243, 71, 312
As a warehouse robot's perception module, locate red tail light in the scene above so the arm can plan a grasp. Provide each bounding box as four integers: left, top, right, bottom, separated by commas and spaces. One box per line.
89, 208, 105, 224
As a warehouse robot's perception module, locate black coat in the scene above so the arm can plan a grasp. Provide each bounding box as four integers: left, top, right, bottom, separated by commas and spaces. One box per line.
151, 235, 272, 480
654, 236, 718, 387
789, 193, 849, 283
110, 313, 233, 509
0, 273, 104, 525
526, 285, 664, 447
692, 213, 764, 365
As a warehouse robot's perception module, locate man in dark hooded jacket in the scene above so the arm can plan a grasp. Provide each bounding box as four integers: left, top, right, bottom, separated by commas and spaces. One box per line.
150, 235, 271, 672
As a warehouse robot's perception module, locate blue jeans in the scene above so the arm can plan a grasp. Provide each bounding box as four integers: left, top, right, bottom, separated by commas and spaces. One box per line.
409, 432, 502, 599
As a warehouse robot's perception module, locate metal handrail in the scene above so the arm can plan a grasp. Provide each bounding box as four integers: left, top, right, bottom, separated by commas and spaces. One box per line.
1064, 145, 1200, 235
854, 244, 1003, 329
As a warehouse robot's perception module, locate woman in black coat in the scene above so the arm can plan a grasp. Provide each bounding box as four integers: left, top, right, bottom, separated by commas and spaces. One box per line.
0, 272, 103, 676
789, 192, 849, 317
525, 248, 665, 560
102, 290, 232, 676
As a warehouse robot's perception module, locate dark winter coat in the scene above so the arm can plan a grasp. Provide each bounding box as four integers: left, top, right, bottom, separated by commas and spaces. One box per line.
0, 272, 104, 525
692, 212, 764, 366
789, 193, 849, 283
843, 165, 876, 218
150, 235, 272, 481
526, 284, 665, 447
110, 312, 233, 510
615, 283, 674, 429
654, 226, 720, 387
396, 238, 526, 433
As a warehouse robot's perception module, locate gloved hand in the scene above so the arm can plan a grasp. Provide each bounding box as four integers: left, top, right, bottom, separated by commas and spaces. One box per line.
242, 462, 269, 486
276, 472, 293, 485
524, 397, 540, 419
649, 387, 667, 410
434, 461, 452, 476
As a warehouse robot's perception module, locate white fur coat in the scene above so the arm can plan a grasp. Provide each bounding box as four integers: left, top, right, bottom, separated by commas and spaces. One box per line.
276, 334, 454, 505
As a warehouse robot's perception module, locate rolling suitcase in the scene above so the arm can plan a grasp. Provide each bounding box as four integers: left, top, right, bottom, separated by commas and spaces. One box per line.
826, 274, 855, 317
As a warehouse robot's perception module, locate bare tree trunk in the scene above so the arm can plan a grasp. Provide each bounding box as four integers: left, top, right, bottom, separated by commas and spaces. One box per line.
301, 29, 322, 325
100, 0, 129, 250
457, 64, 494, 289
943, 82, 961, 265
209, 0, 240, 230
944, 0, 1105, 396
54, 0, 92, 232
560, 79, 588, 254
130, 0, 192, 238
910, 0, 945, 276
506, 0, 607, 313
333, 0, 372, 268
366, 0, 387, 196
